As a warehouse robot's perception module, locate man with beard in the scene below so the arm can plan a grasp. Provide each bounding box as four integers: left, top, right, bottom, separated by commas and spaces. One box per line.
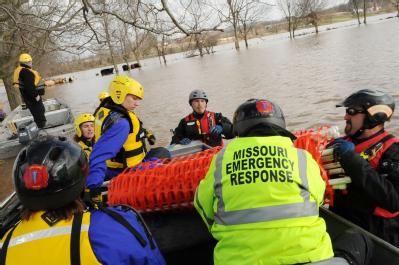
171, 89, 234, 147
328, 89, 399, 246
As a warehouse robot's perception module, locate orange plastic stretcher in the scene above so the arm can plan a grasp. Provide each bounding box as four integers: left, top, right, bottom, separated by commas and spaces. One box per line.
108, 126, 335, 212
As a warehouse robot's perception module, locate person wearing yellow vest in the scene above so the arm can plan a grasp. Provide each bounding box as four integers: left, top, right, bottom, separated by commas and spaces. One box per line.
74, 113, 95, 159
0, 136, 166, 265
98, 91, 109, 102
327, 89, 399, 247
87, 75, 169, 190
13, 53, 46, 128
194, 99, 373, 265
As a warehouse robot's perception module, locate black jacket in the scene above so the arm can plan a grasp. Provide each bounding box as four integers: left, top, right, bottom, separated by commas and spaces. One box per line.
331, 132, 399, 246
171, 112, 234, 147
18, 65, 39, 104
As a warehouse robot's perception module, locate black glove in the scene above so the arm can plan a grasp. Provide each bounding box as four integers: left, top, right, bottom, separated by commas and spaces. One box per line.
83, 187, 103, 207
145, 130, 156, 145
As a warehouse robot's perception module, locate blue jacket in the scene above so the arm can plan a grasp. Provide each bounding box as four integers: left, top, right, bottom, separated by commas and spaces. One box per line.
90, 207, 166, 265
87, 116, 130, 188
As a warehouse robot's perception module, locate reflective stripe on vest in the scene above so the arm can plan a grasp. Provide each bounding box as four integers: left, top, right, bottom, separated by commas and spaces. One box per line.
213, 146, 318, 225
0, 211, 100, 265
95, 106, 145, 169
0, 225, 89, 248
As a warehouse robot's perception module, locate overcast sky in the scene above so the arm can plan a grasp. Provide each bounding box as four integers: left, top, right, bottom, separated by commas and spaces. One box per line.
266, 0, 349, 20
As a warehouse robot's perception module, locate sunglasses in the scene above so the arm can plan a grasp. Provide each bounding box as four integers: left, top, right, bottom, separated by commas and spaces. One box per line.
346, 108, 366, 116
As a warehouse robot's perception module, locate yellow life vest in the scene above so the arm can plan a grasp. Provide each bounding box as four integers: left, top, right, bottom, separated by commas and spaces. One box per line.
94, 104, 145, 169
195, 136, 333, 265
78, 140, 92, 159
13, 66, 43, 90
0, 211, 100, 265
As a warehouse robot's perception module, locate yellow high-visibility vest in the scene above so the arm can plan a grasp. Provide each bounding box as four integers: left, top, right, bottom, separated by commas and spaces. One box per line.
195, 136, 333, 265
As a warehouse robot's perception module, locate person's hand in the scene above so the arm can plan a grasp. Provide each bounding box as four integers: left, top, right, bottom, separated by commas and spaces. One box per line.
35, 95, 41, 102
83, 187, 103, 207
145, 130, 156, 145
210, 125, 223, 135
179, 138, 191, 145
327, 138, 355, 161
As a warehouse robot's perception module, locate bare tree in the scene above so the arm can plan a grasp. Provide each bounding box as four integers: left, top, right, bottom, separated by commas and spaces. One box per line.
391, 0, 399, 16
0, 0, 86, 109
351, 0, 361, 24
296, 0, 326, 34
363, 0, 367, 24
237, 1, 271, 48
278, 0, 296, 39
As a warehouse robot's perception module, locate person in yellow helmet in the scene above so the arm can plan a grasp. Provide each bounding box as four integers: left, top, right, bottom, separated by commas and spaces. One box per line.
194, 98, 372, 265
74, 113, 95, 158
13, 53, 46, 128
86, 75, 170, 191
98, 91, 109, 102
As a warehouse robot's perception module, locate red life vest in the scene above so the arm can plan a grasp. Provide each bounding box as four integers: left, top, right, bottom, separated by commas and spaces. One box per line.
349, 131, 399, 218
184, 111, 216, 135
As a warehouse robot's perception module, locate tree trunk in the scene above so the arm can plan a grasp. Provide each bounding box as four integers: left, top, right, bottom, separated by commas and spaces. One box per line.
161, 35, 167, 65
103, 15, 119, 75
396, 3, 399, 17
243, 23, 249, 48
4, 76, 22, 110
288, 17, 292, 39
363, 0, 367, 24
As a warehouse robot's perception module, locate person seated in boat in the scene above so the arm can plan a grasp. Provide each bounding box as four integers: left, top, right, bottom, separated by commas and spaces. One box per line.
171, 89, 234, 147
74, 113, 95, 159
0, 136, 166, 265
98, 91, 109, 102
194, 98, 371, 265
13, 53, 46, 128
86, 75, 170, 190
327, 89, 399, 247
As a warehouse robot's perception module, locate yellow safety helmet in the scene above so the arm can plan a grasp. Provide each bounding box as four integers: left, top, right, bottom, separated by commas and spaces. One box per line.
98, 91, 110, 101
19, 53, 32, 63
109, 75, 144, 105
74, 113, 95, 137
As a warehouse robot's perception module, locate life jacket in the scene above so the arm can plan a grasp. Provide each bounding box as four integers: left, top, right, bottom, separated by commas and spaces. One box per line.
94, 101, 145, 169
348, 131, 399, 218
0, 211, 100, 265
13, 65, 45, 95
78, 139, 93, 159
184, 111, 216, 135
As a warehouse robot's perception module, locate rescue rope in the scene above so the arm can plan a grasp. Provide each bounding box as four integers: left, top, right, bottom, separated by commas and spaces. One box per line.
108, 126, 336, 212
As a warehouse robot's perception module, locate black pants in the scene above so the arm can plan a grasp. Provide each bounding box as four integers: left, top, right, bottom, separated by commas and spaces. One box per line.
26, 100, 46, 128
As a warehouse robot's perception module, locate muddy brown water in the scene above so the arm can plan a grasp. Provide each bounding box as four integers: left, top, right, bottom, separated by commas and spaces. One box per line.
1, 14, 399, 201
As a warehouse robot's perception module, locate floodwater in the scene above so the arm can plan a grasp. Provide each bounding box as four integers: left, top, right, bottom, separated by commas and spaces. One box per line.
1, 14, 399, 200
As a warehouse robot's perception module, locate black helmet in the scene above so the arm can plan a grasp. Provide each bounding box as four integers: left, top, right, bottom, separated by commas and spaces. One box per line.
337, 89, 395, 129
233, 99, 294, 138
13, 136, 88, 211
189, 89, 208, 104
